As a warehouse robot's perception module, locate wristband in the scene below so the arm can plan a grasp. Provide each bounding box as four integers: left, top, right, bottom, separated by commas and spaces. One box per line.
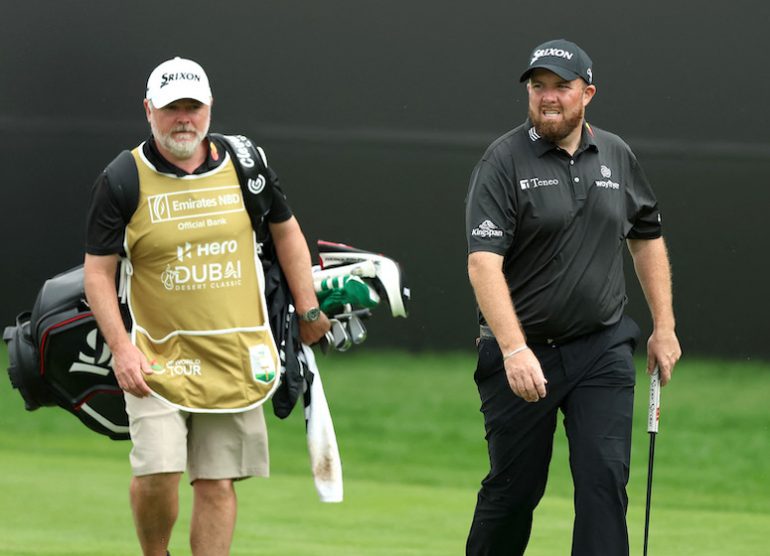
503, 345, 530, 361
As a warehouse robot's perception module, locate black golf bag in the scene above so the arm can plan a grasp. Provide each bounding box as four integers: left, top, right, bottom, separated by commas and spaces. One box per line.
3, 266, 129, 440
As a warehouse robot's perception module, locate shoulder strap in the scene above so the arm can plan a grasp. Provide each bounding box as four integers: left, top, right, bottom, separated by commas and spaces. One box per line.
104, 150, 140, 223
211, 133, 274, 238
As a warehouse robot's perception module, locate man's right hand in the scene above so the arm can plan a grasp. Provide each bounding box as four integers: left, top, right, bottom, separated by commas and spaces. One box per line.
111, 342, 154, 397
503, 348, 547, 402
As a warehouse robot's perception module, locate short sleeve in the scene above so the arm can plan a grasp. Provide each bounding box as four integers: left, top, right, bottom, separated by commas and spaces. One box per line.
85, 172, 128, 255
264, 165, 293, 223
465, 159, 516, 255
626, 153, 662, 239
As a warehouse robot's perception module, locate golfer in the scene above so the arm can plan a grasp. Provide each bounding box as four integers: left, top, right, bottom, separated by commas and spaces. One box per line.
464, 39, 681, 555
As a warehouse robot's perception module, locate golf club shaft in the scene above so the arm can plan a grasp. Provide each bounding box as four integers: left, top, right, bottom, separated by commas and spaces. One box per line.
643, 368, 661, 556
643, 432, 656, 556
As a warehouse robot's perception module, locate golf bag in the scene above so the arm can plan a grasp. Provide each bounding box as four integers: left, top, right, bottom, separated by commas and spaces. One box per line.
3, 266, 129, 440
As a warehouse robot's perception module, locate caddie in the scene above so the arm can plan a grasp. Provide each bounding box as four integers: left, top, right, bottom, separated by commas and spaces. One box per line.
83, 56, 330, 556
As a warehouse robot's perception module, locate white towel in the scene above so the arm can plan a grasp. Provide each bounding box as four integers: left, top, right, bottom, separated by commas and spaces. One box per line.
300, 344, 344, 503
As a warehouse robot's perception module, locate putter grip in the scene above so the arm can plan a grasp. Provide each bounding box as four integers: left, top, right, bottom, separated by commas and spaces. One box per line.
647, 368, 661, 434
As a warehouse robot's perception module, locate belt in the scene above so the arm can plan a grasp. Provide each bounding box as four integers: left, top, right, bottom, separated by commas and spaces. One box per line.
479, 324, 560, 346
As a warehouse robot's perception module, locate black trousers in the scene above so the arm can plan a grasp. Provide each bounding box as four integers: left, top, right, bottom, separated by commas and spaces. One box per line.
466, 316, 640, 556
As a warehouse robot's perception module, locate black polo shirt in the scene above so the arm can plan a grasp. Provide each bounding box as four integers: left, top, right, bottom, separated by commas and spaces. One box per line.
86, 135, 292, 256
465, 120, 661, 343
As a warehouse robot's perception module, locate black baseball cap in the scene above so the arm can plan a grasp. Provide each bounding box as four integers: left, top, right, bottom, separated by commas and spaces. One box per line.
519, 39, 593, 84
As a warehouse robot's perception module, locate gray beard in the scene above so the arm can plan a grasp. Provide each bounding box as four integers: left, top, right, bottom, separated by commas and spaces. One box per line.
151, 122, 209, 160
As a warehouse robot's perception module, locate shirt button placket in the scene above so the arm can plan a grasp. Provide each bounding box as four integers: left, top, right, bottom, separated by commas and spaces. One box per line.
569, 158, 586, 200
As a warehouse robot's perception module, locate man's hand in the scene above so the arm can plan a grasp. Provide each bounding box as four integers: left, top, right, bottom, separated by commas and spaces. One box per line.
111, 342, 154, 397
299, 312, 332, 345
504, 348, 548, 402
647, 329, 681, 386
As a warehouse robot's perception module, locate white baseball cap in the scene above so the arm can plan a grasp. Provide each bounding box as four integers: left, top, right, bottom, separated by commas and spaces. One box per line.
145, 57, 212, 108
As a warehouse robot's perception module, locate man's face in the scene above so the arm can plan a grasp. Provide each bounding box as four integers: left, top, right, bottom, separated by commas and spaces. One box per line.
527, 69, 595, 143
144, 98, 211, 160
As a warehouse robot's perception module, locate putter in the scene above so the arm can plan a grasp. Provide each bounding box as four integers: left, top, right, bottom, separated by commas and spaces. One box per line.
643, 367, 661, 556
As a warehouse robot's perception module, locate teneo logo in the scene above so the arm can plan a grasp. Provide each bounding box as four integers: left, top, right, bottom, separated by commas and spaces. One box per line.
471, 220, 504, 239
600, 165, 612, 178
247, 175, 266, 194
160, 72, 201, 88
176, 240, 238, 262
528, 126, 541, 142
69, 328, 112, 376
155, 358, 203, 376
530, 48, 574, 65
161, 261, 243, 291
147, 186, 243, 224
230, 135, 256, 168
519, 177, 560, 190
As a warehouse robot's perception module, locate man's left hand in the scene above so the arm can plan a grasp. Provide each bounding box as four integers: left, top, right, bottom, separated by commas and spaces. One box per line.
300, 312, 332, 345
647, 329, 682, 386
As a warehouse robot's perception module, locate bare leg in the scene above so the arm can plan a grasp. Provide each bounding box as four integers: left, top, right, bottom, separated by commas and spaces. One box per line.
190, 479, 237, 556
130, 472, 182, 556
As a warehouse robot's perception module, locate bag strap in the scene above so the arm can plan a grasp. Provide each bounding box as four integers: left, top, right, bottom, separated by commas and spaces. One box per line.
104, 150, 140, 223
211, 133, 274, 242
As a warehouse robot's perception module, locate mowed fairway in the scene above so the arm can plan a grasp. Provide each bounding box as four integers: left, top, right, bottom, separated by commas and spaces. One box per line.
0, 347, 768, 555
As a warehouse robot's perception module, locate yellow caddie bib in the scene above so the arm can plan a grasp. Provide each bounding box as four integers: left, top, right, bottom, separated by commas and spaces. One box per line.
124, 145, 280, 412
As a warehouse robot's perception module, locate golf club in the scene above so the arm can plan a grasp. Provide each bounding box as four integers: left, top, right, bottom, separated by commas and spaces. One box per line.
643, 366, 661, 556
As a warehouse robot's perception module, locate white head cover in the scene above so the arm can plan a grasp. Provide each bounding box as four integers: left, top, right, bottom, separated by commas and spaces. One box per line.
145, 57, 212, 108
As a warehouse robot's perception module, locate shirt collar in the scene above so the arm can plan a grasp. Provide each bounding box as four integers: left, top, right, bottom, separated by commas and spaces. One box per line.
143, 135, 225, 176
525, 120, 599, 158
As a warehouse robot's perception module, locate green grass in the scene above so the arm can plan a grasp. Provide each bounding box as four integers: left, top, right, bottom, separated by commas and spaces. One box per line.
0, 347, 768, 555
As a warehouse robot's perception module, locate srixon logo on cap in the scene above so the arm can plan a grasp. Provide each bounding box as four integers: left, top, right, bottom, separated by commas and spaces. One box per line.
160, 72, 202, 88
530, 48, 574, 65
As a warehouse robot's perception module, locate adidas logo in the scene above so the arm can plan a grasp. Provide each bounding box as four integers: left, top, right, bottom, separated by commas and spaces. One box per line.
471, 220, 504, 238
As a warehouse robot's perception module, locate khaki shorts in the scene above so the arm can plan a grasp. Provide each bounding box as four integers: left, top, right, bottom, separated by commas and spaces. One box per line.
124, 393, 269, 482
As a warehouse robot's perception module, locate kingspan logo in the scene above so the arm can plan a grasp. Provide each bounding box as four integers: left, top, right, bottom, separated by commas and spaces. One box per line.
530, 48, 574, 65
472, 220, 504, 239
